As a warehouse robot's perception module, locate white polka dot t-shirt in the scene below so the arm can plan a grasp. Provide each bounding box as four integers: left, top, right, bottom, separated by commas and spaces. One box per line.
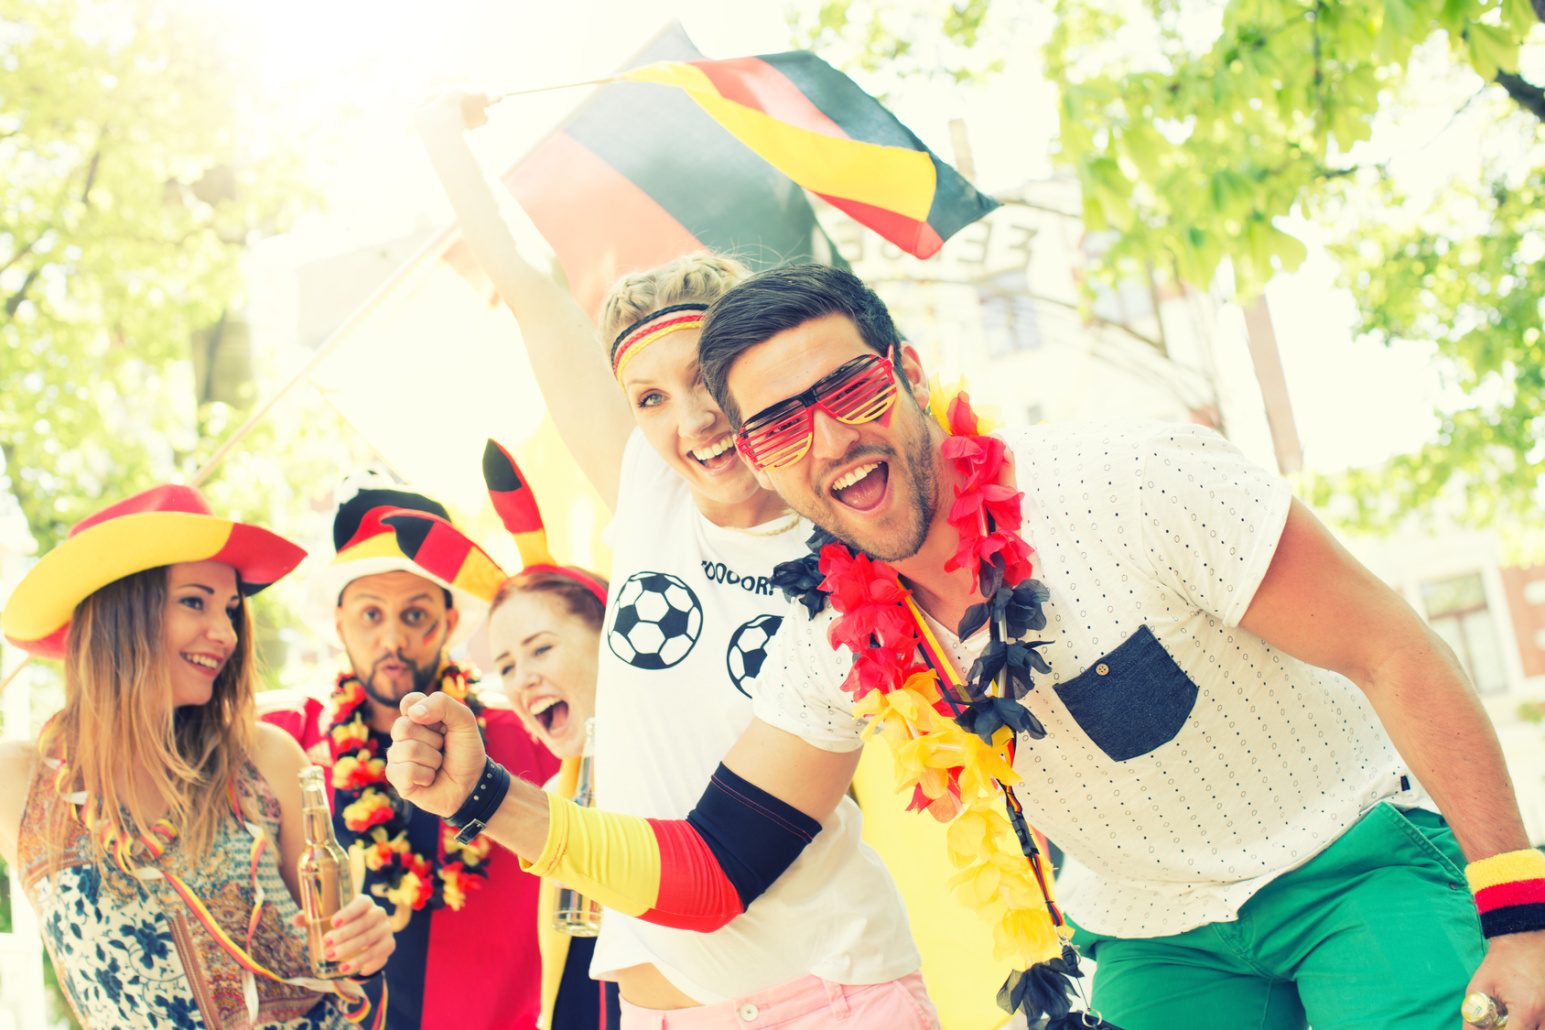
751, 420, 1425, 939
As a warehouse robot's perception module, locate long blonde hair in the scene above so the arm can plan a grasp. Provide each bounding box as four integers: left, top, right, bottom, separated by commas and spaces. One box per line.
39, 565, 258, 865
598, 252, 751, 346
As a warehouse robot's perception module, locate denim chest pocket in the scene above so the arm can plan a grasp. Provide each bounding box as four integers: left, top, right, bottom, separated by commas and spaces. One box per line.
1052, 624, 1199, 762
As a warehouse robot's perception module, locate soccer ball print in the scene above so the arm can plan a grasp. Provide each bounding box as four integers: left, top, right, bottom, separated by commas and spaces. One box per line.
607, 572, 704, 670
725, 614, 783, 696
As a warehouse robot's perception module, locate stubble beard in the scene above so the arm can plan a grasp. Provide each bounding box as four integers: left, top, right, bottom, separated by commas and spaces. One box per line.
790, 404, 940, 562
354, 651, 441, 713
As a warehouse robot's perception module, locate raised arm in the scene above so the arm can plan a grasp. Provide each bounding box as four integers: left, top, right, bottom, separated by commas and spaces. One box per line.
1238, 498, 1544, 1024
416, 89, 633, 508
385, 692, 860, 931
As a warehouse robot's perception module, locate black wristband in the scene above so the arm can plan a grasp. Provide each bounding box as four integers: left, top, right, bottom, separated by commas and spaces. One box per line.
446, 757, 510, 844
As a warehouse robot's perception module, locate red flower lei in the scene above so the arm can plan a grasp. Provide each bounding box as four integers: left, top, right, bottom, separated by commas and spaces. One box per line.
821, 390, 1036, 812
325, 660, 493, 917
810, 388, 1078, 988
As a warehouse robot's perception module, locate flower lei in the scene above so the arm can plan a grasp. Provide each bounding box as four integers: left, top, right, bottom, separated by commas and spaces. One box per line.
327, 660, 493, 919
771, 382, 1110, 1028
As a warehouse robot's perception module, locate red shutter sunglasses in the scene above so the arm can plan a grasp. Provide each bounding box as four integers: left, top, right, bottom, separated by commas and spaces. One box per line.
734, 347, 900, 471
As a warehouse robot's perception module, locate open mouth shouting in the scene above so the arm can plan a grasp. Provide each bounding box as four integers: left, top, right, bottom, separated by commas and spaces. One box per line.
690, 435, 738, 473
829, 459, 890, 513
180, 651, 224, 676
529, 695, 571, 740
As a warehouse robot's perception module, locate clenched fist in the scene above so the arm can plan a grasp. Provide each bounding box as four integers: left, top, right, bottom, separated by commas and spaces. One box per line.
385, 691, 489, 818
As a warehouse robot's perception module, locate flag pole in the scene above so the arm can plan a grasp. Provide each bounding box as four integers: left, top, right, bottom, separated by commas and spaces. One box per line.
488, 76, 622, 103
188, 73, 632, 491
1, 65, 649, 700
0, 658, 28, 698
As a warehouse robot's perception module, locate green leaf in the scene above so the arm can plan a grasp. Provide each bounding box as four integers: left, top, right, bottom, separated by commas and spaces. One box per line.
1437, 0, 1475, 33
1502, 0, 1538, 29
1120, 123, 1167, 174
1468, 21, 1519, 78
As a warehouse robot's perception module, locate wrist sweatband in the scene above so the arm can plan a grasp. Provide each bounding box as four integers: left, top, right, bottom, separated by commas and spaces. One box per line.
447, 758, 510, 844
1465, 847, 1545, 937
521, 763, 823, 933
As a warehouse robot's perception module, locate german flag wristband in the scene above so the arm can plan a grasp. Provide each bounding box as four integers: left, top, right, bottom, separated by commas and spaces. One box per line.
1466, 848, 1545, 938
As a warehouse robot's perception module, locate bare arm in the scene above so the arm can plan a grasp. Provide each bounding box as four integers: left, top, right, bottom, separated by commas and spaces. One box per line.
250, 722, 396, 977
1238, 499, 1529, 860
416, 90, 633, 508
1239, 499, 1544, 1025
250, 721, 312, 904
0, 739, 38, 870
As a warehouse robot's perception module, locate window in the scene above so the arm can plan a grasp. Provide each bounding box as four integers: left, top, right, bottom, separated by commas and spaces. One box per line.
1421, 572, 1508, 694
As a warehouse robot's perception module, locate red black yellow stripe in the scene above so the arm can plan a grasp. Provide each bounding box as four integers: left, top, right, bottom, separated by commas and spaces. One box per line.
490, 25, 838, 324
381, 511, 508, 604
620, 53, 998, 259
1467, 847, 1545, 938
609, 305, 707, 379
522, 765, 821, 933
481, 439, 609, 606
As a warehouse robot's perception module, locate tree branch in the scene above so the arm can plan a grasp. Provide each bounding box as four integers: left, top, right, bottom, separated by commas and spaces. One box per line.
1495, 71, 1545, 122
80, 144, 103, 206
0, 238, 38, 277
4, 266, 41, 317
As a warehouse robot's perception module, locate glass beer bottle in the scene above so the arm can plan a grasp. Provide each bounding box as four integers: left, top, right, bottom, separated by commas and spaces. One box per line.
298, 765, 354, 978
553, 719, 603, 935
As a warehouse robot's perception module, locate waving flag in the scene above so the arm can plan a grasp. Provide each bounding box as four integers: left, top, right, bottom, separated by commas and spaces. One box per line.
621, 53, 998, 259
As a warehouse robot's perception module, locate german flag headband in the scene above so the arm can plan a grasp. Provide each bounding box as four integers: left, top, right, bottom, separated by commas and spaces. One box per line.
382, 439, 607, 609
610, 303, 708, 379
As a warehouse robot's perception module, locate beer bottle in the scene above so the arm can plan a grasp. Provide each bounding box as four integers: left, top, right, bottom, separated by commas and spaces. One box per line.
298, 765, 354, 978
553, 719, 603, 935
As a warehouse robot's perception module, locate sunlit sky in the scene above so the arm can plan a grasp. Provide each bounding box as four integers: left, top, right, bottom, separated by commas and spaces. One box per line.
230, 0, 1525, 476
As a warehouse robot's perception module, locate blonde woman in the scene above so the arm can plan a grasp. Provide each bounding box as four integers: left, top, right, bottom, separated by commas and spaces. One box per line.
416, 92, 934, 1028
0, 485, 394, 1030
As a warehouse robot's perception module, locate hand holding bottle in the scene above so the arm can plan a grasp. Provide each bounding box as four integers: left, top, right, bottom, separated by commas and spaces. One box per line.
289, 894, 395, 977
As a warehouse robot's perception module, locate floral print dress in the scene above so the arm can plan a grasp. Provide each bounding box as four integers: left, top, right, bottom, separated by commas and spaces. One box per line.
18, 760, 350, 1030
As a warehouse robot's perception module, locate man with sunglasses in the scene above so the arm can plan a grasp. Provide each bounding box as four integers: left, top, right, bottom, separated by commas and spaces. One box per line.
385, 264, 1544, 1030
683, 264, 1543, 1030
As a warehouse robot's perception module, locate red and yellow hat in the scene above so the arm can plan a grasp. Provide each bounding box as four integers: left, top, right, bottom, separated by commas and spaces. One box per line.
1, 484, 306, 660
310, 476, 489, 648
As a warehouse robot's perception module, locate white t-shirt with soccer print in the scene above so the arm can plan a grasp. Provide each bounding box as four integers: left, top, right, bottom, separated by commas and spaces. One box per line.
589, 428, 918, 1003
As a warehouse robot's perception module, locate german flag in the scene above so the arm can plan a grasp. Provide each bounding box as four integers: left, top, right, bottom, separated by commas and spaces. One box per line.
497, 24, 841, 321
620, 54, 997, 259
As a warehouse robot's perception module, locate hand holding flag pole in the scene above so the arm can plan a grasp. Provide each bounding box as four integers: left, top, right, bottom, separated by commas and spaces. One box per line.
3, 50, 998, 700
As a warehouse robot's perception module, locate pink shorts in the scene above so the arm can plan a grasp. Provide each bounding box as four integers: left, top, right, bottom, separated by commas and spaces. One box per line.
617, 970, 940, 1030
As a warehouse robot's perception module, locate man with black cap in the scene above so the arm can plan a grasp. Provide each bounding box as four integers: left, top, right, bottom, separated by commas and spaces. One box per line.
265, 474, 558, 1030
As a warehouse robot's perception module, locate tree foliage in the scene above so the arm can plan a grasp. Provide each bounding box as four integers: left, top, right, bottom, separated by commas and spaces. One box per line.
788, 0, 1545, 536
0, 0, 324, 551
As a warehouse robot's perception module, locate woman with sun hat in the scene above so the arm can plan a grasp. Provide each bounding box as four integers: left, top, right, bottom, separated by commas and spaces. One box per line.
0, 483, 395, 1030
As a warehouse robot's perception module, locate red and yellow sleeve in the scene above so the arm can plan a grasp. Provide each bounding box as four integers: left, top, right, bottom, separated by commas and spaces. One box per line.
521, 793, 745, 932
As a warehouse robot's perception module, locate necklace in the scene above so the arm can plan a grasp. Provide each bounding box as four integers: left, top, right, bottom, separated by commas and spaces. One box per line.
721, 509, 802, 537
770, 380, 1113, 1029
326, 660, 493, 919
47, 734, 382, 1025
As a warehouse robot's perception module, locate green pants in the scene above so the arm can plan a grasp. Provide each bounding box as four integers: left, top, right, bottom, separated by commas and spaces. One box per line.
1070, 804, 1486, 1030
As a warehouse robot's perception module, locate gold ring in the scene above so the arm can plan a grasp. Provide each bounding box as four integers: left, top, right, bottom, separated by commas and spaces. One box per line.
1461, 992, 1508, 1029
